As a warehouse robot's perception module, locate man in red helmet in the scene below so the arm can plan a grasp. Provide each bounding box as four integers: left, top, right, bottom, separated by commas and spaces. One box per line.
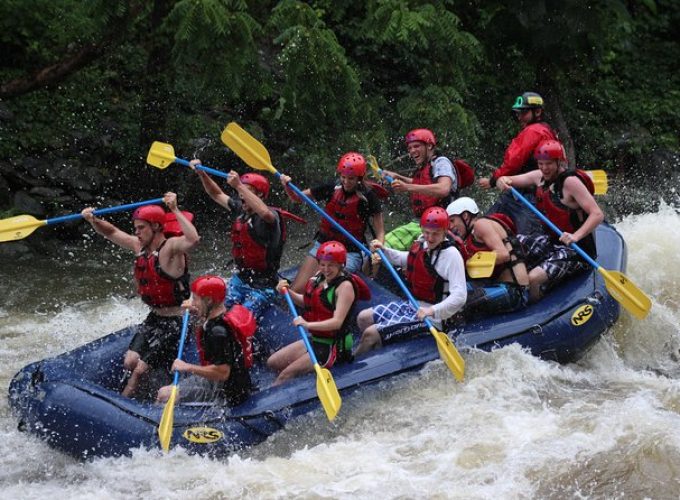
157, 275, 252, 406
380, 128, 460, 250
81, 192, 200, 397
191, 159, 290, 320
353, 207, 466, 356
497, 139, 604, 301
479, 92, 558, 234
279, 151, 385, 293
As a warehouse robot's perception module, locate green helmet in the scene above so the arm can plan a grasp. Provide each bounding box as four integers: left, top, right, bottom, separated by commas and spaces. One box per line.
512, 92, 544, 110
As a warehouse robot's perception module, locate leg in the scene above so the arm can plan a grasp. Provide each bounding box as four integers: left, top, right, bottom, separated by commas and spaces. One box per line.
273, 352, 314, 385
291, 255, 319, 294
353, 325, 382, 357
122, 357, 149, 397
528, 267, 549, 303
156, 384, 173, 403
356, 307, 375, 332
267, 340, 307, 372
123, 349, 140, 371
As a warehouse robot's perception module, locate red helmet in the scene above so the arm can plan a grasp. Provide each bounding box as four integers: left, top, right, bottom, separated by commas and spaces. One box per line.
420, 206, 449, 230
534, 140, 566, 162
337, 152, 367, 177
191, 275, 226, 303
405, 128, 436, 146
132, 205, 166, 226
240, 173, 270, 199
163, 211, 194, 237
316, 240, 347, 265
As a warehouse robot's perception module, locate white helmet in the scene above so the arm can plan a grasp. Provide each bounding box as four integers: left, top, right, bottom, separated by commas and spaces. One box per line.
446, 197, 480, 217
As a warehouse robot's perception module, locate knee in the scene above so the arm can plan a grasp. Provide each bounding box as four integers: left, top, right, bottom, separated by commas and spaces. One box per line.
357, 308, 374, 330
360, 326, 380, 346
156, 385, 170, 403
123, 351, 139, 371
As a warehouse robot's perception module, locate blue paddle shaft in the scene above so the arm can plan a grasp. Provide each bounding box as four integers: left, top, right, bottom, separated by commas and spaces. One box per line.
45, 198, 165, 226
174, 157, 229, 179
280, 174, 435, 330
510, 187, 599, 270
172, 309, 191, 386
282, 289, 320, 366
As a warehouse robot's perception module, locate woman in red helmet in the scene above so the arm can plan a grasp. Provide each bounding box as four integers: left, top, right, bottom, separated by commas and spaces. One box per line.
81, 192, 200, 398
267, 241, 370, 385
353, 207, 467, 357
380, 128, 462, 251
279, 151, 385, 293
190, 159, 299, 320
157, 275, 252, 406
496, 139, 604, 301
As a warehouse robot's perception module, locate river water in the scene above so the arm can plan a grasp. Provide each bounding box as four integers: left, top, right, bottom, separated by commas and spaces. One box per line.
1, 201, 679, 499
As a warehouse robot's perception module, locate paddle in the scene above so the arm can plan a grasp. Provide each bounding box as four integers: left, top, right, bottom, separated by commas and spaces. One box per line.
158, 309, 191, 452
585, 169, 608, 195
0, 198, 164, 243
146, 141, 230, 179
509, 187, 651, 319
221, 122, 465, 381
281, 287, 342, 421
465, 251, 497, 279
366, 154, 394, 183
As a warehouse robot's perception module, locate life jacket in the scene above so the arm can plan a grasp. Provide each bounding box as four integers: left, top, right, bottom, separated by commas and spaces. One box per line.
405, 238, 453, 303
535, 169, 597, 256
231, 207, 306, 274
195, 304, 255, 369
317, 185, 370, 248
462, 213, 526, 282
303, 272, 370, 340
410, 158, 454, 217
134, 240, 190, 308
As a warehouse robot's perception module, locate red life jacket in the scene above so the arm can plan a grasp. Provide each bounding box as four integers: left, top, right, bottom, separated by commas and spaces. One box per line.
535, 169, 597, 256
405, 238, 453, 303
410, 159, 453, 217
133, 240, 190, 308
303, 272, 370, 339
195, 304, 256, 369
317, 186, 368, 247
231, 207, 305, 273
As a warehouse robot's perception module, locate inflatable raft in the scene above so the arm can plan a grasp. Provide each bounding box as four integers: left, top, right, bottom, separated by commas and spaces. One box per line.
8, 223, 625, 459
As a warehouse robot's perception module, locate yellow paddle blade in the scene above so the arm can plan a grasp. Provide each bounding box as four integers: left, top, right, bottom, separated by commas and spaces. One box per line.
313, 363, 342, 421
585, 169, 608, 195
0, 215, 46, 242
158, 386, 178, 452
221, 122, 277, 174
466, 251, 497, 279
429, 327, 465, 382
146, 141, 177, 169
599, 268, 651, 320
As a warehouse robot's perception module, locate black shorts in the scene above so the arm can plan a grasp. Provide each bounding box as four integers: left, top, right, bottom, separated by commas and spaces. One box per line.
128, 312, 182, 371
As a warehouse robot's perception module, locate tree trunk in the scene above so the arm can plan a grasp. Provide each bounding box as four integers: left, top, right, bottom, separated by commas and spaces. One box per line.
538, 69, 576, 167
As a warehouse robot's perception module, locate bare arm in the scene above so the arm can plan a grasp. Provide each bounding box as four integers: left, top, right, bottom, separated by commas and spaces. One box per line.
81, 207, 140, 252
279, 174, 312, 203
371, 213, 385, 244
172, 359, 230, 382
191, 159, 232, 210
160, 192, 201, 256
473, 219, 510, 265
496, 170, 542, 191
228, 171, 276, 224
561, 177, 604, 244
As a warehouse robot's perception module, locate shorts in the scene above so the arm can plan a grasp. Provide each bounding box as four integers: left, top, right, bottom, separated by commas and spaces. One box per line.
384, 221, 421, 251
226, 274, 277, 319
372, 301, 433, 345
464, 281, 529, 319
311, 334, 353, 368
177, 375, 224, 403
309, 240, 364, 273
128, 312, 182, 371
517, 233, 590, 293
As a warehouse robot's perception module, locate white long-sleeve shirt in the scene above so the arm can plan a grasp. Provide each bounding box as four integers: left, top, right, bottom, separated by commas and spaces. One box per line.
380, 240, 467, 322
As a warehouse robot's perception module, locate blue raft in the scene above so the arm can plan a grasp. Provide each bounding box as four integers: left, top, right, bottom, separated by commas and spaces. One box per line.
8, 223, 626, 459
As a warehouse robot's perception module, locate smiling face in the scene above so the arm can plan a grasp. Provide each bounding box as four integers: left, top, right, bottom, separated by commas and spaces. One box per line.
318, 259, 343, 281
421, 227, 446, 249
538, 158, 561, 183
407, 141, 432, 166
448, 214, 468, 239
339, 174, 360, 192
